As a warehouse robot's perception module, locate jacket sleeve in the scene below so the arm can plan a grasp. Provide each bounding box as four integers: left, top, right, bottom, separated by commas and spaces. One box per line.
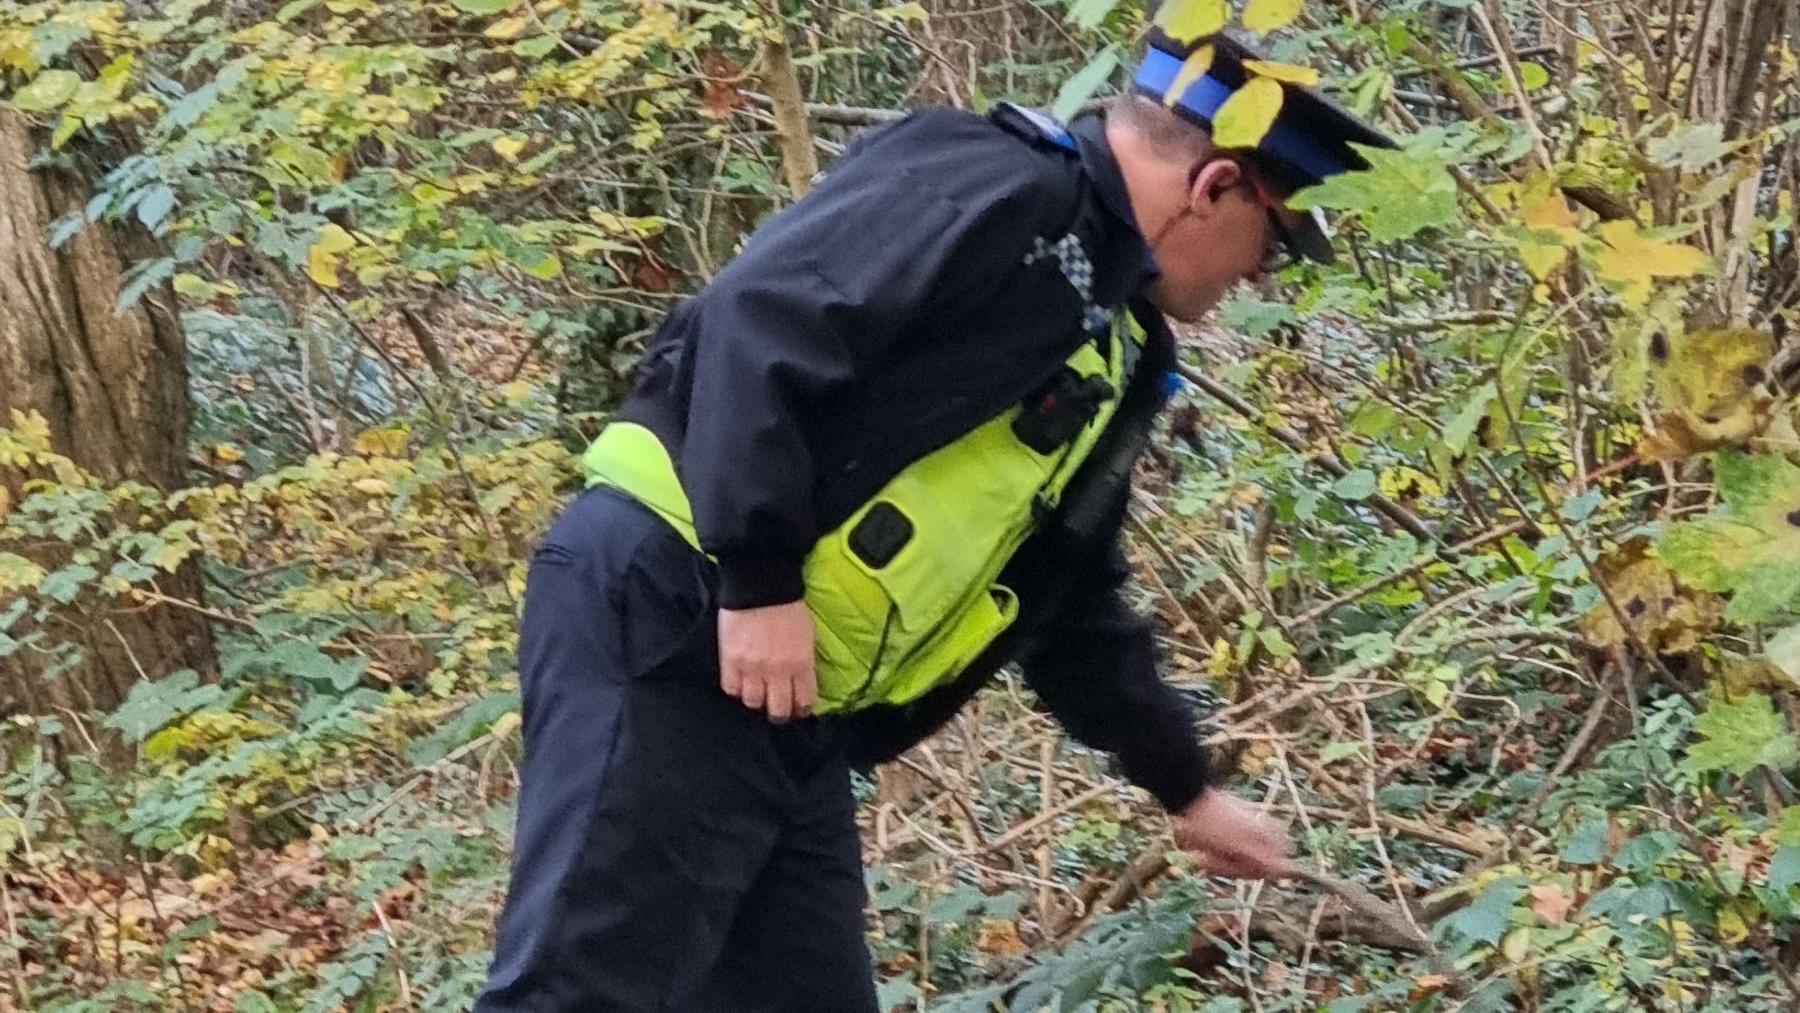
1020, 525, 1214, 812
679, 111, 1064, 608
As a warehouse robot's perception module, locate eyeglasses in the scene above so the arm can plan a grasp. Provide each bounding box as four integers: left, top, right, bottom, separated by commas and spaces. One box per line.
1182, 156, 1305, 275
1239, 169, 1300, 275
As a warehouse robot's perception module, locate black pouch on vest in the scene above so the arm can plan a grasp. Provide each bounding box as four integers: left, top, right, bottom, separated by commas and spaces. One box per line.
1012, 367, 1115, 454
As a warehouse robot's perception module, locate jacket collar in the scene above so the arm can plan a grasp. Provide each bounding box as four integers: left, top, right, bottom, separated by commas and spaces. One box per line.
1067, 111, 1162, 299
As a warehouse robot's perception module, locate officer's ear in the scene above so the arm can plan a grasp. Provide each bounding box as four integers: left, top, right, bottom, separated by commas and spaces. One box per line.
1187, 158, 1243, 217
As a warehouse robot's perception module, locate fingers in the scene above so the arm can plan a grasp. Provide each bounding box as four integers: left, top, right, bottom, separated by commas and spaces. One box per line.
716, 605, 817, 723
764, 668, 793, 723
719, 656, 743, 699
739, 664, 769, 712
793, 661, 817, 719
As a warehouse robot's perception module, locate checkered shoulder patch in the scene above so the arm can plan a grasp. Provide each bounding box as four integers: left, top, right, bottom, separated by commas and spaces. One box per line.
1024, 234, 1111, 333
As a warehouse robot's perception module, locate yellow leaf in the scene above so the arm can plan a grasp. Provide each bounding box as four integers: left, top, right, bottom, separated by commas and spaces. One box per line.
352, 477, 391, 496
1242, 0, 1303, 34
1211, 77, 1284, 149
1717, 904, 1749, 943
354, 426, 411, 457
1592, 221, 1712, 308
1501, 926, 1532, 963
306, 223, 356, 289
483, 15, 528, 39
491, 136, 526, 162
213, 443, 245, 464
1163, 45, 1215, 109
1519, 180, 1578, 232
1242, 58, 1319, 86
1155, 0, 1228, 43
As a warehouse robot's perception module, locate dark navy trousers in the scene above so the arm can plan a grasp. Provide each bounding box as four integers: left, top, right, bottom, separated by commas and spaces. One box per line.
477, 489, 881, 1012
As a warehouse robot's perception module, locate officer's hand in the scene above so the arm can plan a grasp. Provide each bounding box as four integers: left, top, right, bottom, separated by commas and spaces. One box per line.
718, 602, 818, 723
1171, 789, 1297, 880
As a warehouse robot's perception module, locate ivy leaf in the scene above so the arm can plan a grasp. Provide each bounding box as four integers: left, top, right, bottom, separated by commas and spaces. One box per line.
13, 69, 81, 112
1154, 0, 1229, 43
1212, 76, 1284, 149
1659, 452, 1800, 622
1591, 221, 1712, 309
1682, 692, 1799, 776
1294, 142, 1460, 241
1438, 877, 1528, 948
1242, 0, 1303, 34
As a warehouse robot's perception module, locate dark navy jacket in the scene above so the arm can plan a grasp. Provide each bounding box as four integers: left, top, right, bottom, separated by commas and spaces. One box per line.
615, 106, 1213, 810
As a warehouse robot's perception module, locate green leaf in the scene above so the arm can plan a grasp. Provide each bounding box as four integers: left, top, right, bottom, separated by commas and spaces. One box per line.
1766, 624, 1800, 685
518, 250, 564, 280
13, 69, 81, 112
38, 563, 96, 604
514, 34, 560, 58
1294, 141, 1461, 242
103, 670, 225, 744
1442, 381, 1496, 454
1217, 295, 1297, 337
1682, 692, 1799, 776
1518, 61, 1549, 91
1066, 0, 1120, 30
1659, 452, 1800, 622
1439, 877, 1527, 948
1769, 846, 1800, 892
1646, 122, 1738, 173
452, 0, 514, 13
1052, 47, 1119, 122
1778, 808, 1800, 848
116, 257, 175, 314
136, 184, 176, 232
1560, 817, 1609, 865
1332, 469, 1377, 501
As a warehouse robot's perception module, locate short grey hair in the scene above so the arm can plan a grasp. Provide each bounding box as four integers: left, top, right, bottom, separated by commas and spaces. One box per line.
1106, 95, 1217, 164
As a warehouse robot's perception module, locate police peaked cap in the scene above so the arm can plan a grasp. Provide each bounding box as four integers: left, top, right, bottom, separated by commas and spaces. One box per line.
1133, 30, 1398, 262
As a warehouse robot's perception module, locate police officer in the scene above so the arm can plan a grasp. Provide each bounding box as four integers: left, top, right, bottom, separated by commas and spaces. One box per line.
478, 29, 1395, 1013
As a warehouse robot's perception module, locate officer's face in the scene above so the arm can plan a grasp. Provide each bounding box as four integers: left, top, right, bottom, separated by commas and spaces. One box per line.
1146, 158, 1293, 322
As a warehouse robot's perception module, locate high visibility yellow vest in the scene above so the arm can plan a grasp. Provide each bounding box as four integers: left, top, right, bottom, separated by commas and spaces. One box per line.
582, 315, 1145, 714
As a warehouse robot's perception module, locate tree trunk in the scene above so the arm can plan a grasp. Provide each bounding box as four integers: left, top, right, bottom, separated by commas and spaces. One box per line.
0, 108, 212, 723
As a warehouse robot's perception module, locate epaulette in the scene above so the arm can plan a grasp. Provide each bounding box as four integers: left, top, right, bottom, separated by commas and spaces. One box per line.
990, 101, 1078, 154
